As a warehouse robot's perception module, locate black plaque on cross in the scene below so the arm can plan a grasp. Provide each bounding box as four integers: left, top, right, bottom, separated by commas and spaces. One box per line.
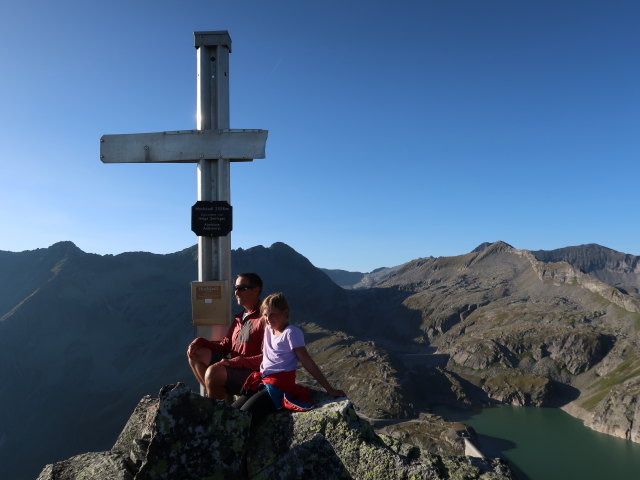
191, 201, 233, 237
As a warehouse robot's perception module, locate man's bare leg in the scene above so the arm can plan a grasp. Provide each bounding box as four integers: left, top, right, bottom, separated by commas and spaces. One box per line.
205, 363, 228, 400
187, 347, 213, 390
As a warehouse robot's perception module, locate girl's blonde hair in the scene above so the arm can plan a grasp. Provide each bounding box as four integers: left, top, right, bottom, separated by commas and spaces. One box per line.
261, 292, 290, 316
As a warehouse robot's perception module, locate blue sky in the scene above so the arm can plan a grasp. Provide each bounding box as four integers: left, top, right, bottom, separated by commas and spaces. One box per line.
1, 1, 638, 272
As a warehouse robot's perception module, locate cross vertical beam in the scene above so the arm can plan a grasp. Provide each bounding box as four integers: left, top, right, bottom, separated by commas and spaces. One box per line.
195, 31, 232, 342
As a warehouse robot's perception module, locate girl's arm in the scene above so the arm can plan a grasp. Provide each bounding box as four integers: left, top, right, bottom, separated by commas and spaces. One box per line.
294, 346, 346, 397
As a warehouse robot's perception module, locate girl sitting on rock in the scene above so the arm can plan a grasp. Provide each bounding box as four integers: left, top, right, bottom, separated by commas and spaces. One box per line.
232, 292, 346, 422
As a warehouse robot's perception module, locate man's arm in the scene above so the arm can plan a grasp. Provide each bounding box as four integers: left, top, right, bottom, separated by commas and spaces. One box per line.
187, 321, 235, 357
226, 353, 263, 371
187, 337, 216, 357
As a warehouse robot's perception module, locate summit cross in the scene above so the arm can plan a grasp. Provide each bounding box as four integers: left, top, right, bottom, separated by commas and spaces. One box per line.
100, 31, 267, 347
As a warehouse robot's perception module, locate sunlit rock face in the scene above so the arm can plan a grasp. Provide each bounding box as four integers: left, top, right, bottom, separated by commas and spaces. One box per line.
585, 377, 640, 443
37, 384, 514, 480
36, 452, 133, 480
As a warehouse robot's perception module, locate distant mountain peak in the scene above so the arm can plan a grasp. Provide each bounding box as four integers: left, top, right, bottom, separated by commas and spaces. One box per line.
50, 240, 81, 249
472, 242, 494, 253
471, 241, 514, 254
46, 241, 84, 257
269, 241, 297, 253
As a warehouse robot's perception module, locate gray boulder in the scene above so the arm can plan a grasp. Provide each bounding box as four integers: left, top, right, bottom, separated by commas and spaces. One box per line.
36, 452, 133, 480
37, 383, 513, 480
120, 383, 251, 480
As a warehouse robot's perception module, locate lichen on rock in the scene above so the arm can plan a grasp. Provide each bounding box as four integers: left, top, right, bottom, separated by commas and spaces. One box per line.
36, 451, 133, 480
37, 384, 513, 480
135, 383, 252, 480
247, 398, 511, 479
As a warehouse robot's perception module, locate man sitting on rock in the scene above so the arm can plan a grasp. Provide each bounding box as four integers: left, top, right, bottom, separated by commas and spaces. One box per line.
187, 273, 265, 400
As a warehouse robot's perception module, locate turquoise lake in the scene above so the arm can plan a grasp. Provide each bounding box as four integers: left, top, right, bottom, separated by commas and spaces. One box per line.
433, 405, 640, 480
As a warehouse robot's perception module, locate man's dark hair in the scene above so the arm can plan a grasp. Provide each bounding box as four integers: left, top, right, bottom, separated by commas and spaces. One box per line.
237, 272, 263, 293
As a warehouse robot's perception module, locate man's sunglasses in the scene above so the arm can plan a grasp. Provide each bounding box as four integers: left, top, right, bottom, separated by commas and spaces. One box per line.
234, 284, 255, 292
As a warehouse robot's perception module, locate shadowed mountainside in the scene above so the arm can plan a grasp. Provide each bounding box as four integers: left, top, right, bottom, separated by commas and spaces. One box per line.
0, 242, 197, 480
318, 267, 365, 287
0, 241, 419, 480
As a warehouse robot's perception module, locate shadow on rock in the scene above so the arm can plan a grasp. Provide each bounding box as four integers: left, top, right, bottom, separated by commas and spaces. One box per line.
544, 381, 581, 407
475, 434, 532, 480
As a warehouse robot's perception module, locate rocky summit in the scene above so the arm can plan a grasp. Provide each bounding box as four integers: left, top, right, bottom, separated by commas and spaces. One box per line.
37, 383, 513, 480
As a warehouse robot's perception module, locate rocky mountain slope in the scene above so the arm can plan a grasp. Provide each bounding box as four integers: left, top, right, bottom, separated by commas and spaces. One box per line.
323, 241, 640, 443
531, 244, 640, 302
2, 240, 640, 479
371, 241, 640, 440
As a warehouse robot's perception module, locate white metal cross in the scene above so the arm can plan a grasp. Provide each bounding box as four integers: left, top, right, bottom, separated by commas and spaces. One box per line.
100, 31, 267, 344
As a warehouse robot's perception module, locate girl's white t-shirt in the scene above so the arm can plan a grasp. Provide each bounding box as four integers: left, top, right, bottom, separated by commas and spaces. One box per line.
260, 324, 305, 375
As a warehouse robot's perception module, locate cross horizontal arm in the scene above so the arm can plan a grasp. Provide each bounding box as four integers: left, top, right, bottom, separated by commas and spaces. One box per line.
100, 129, 267, 163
